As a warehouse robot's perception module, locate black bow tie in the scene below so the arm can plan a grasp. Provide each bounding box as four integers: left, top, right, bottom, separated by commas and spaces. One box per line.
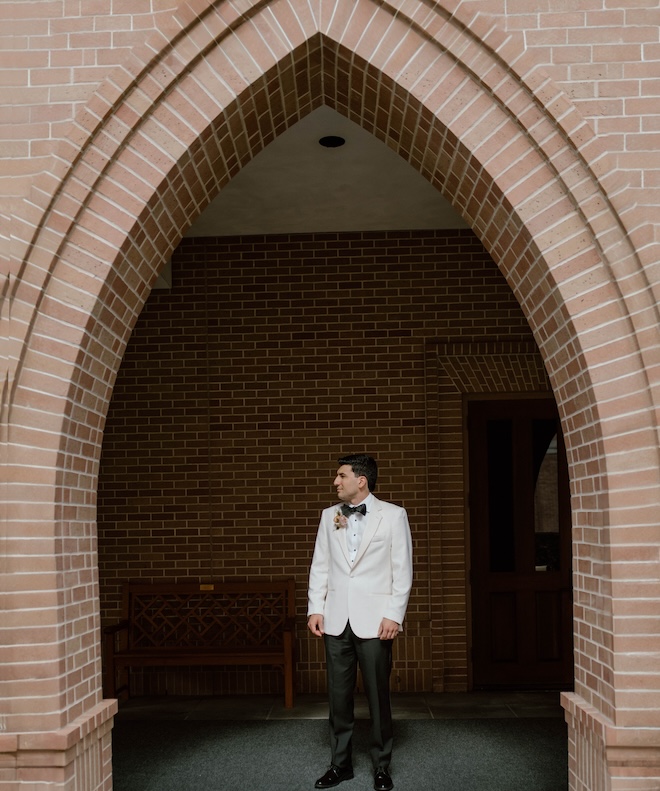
341, 503, 367, 517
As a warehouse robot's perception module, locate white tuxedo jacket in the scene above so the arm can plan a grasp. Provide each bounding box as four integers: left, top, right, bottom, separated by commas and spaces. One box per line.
307, 496, 413, 639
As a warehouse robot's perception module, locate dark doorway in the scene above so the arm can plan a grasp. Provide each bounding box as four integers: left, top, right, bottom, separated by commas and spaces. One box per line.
468, 397, 573, 689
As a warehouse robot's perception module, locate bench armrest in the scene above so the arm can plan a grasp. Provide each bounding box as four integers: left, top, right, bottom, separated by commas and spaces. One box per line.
103, 619, 129, 635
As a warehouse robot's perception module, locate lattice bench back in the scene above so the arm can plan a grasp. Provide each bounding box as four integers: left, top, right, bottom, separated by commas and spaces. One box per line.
124, 580, 295, 651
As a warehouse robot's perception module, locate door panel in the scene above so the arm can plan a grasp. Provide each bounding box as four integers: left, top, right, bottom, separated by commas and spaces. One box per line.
489, 592, 517, 663
469, 398, 573, 689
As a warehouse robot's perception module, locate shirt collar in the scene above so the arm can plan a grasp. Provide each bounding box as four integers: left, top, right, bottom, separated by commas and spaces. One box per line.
353, 493, 374, 511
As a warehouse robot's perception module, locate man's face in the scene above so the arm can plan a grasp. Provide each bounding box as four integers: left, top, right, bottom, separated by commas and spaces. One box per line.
333, 464, 364, 504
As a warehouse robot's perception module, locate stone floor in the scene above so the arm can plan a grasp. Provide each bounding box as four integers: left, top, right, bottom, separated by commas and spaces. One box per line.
113, 690, 566, 721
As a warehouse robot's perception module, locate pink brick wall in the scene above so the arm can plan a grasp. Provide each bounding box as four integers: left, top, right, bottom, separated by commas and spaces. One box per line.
4, 1, 660, 789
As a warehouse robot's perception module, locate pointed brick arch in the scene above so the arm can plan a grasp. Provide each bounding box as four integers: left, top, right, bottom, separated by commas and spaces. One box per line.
6, 0, 660, 787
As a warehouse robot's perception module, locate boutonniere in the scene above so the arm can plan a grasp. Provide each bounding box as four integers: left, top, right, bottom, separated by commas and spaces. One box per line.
334, 510, 348, 530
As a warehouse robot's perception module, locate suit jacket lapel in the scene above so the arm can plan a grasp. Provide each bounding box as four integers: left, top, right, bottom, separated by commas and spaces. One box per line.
333, 515, 352, 565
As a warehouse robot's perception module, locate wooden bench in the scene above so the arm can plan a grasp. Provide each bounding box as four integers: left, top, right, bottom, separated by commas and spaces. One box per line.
103, 579, 296, 708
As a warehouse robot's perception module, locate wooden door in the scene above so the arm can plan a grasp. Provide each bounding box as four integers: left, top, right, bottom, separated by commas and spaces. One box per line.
468, 397, 573, 689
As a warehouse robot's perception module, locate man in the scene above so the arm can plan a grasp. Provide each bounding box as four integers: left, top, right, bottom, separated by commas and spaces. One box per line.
308, 454, 413, 791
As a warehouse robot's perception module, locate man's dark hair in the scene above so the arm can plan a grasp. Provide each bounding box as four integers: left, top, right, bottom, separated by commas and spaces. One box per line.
338, 454, 378, 492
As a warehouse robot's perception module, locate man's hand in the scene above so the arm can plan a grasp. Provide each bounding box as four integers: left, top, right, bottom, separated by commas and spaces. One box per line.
378, 618, 399, 640
308, 613, 325, 636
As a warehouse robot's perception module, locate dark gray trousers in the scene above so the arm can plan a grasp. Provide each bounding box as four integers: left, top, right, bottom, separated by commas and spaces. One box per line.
323, 623, 393, 771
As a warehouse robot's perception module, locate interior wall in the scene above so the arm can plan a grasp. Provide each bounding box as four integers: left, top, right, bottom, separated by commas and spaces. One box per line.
97, 227, 543, 696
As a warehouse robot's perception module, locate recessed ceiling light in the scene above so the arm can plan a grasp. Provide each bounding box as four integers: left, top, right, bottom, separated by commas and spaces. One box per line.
319, 135, 346, 148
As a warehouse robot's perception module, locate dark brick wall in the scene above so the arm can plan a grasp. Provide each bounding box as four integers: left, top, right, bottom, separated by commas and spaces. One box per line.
98, 228, 535, 695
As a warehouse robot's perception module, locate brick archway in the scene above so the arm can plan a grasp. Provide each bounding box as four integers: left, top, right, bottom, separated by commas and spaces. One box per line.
5, 0, 660, 787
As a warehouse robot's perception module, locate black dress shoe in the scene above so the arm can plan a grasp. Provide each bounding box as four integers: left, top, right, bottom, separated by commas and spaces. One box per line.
374, 769, 393, 791
315, 766, 355, 788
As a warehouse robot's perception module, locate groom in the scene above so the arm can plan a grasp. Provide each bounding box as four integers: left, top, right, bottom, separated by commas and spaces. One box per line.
307, 454, 413, 791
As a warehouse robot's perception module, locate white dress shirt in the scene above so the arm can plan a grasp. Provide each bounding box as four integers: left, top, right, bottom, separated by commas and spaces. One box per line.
345, 493, 374, 564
